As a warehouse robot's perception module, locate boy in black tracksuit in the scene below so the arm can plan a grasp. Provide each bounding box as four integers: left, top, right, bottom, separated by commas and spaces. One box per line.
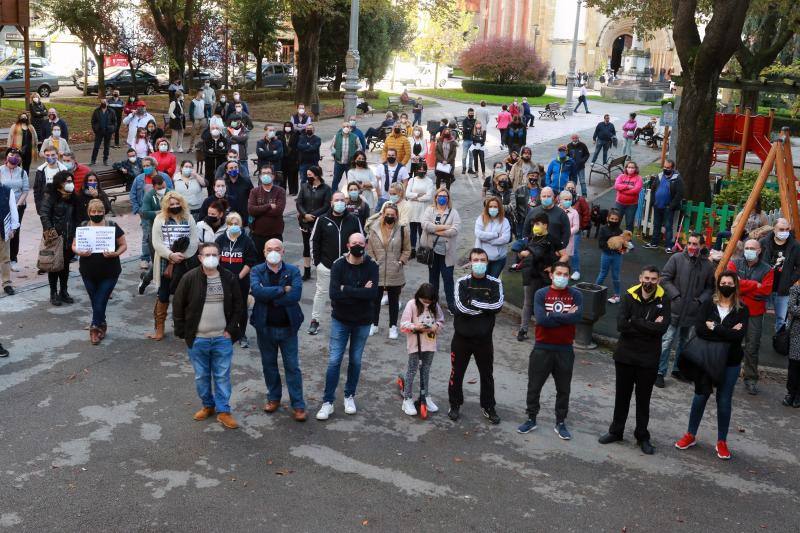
599, 266, 670, 454
448, 248, 504, 424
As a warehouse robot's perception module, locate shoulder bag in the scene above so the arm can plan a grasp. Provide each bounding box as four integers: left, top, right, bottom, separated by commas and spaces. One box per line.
416, 210, 450, 266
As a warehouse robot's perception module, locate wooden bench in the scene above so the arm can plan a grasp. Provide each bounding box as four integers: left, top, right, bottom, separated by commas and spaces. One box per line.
538, 102, 566, 121
387, 96, 408, 112
588, 154, 627, 185
96, 168, 129, 203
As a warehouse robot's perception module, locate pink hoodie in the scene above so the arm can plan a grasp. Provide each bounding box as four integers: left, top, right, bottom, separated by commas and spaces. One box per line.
400, 299, 445, 355
496, 111, 512, 129
622, 119, 637, 139
614, 172, 643, 205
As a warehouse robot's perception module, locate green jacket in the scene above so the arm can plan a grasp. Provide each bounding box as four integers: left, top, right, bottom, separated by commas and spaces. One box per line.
141, 188, 171, 221
333, 130, 359, 164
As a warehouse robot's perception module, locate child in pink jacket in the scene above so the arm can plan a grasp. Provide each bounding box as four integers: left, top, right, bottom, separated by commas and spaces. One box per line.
399, 283, 445, 416
614, 160, 643, 232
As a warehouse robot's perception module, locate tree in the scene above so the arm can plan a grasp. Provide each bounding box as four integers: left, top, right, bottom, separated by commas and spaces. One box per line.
460, 38, 549, 83
288, 0, 337, 105
40, 0, 118, 95
144, 0, 199, 81
412, 9, 477, 88
359, 2, 411, 90
230, 0, 285, 88
112, 4, 158, 97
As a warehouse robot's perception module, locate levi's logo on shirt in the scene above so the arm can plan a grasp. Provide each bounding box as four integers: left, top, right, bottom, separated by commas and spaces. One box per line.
221, 250, 243, 264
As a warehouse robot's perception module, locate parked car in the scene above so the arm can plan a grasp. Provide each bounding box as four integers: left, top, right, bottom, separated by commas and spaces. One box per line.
78, 68, 161, 95
185, 69, 223, 90
0, 56, 74, 79
0, 67, 60, 97
244, 62, 294, 89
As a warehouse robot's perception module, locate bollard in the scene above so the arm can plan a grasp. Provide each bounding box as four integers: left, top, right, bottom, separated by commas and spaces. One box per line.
573, 282, 608, 350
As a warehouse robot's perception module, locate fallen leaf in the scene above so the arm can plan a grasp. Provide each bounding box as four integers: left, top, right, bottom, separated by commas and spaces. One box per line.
587, 383, 593, 387
467, 378, 478, 384
362, 520, 369, 526
454, 457, 463, 463
737, 426, 746, 433
275, 469, 294, 476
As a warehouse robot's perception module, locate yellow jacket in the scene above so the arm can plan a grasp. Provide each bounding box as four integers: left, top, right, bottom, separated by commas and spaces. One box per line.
381, 132, 411, 165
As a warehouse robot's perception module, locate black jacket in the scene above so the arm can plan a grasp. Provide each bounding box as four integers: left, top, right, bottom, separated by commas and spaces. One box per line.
202, 131, 230, 157
647, 171, 684, 211
329, 255, 380, 326
111, 158, 143, 190
75, 188, 113, 224
296, 182, 332, 231
452, 273, 504, 339
225, 175, 253, 226
593, 121, 616, 144
91, 107, 118, 134
310, 211, 363, 268
42, 118, 69, 142
759, 231, 800, 296
521, 234, 560, 288
567, 140, 590, 170
256, 138, 284, 171
173, 266, 244, 348
598, 224, 623, 252
522, 205, 571, 251
695, 299, 749, 367
461, 117, 476, 141
615, 284, 671, 368
39, 190, 76, 240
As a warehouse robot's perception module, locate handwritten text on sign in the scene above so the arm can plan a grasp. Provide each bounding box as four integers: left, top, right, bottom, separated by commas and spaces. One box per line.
75, 226, 116, 253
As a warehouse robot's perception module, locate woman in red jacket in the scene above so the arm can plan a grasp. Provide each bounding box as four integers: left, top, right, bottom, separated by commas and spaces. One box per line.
613, 161, 643, 232
152, 138, 177, 177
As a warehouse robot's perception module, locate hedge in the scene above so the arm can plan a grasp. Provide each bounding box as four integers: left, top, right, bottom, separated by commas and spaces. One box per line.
461, 80, 546, 97
772, 115, 800, 134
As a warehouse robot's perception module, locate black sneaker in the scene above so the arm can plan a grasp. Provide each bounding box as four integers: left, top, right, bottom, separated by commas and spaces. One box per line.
50, 293, 62, 306
516, 328, 528, 342
409, 249, 416, 259
598, 432, 623, 444
671, 370, 687, 382
447, 405, 460, 421
654, 375, 665, 388
138, 276, 150, 295
638, 439, 655, 455
482, 407, 500, 425
3, 285, 15, 295
59, 292, 74, 304
783, 394, 795, 406
0, 343, 8, 357
308, 319, 320, 335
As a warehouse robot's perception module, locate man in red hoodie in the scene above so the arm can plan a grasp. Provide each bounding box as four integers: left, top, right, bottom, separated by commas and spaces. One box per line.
728, 239, 773, 395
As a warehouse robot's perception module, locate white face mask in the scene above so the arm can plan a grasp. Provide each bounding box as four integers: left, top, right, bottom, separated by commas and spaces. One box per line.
266, 251, 282, 265
284, 127, 292, 133
52, 129, 61, 138
211, 129, 221, 138
63, 182, 75, 193
201, 256, 219, 269
159, 144, 168, 153
128, 156, 137, 163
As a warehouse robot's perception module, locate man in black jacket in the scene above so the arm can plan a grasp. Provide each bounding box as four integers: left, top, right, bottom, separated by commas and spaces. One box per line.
461, 109, 476, 175
598, 265, 670, 455
645, 160, 684, 250
521, 187, 570, 257
759, 219, 800, 334
591, 114, 616, 165
316, 233, 379, 420
90, 98, 117, 166
308, 191, 364, 335
448, 248, 504, 424
173, 243, 244, 430
567, 134, 590, 197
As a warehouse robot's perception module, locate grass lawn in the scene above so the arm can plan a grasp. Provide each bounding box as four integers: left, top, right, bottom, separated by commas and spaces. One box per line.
637, 107, 662, 115
1, 97, 97, 144
415, 88, 556, 107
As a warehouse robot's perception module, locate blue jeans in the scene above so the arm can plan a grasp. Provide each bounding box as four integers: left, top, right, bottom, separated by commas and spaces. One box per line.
570, 232, 581, 273
575, 167, 587, 197
623, 137, 633, 158
592, 142, 609, 164
188, 336, 234, 413
428, 252, 455, 310
650, 207, 675, 247
769, 293, 789, 331
323, 318, 371, 403
461, 139, 473, 170
487, 257, 506, 279
687, 364, 740, 441
332, 162, 349, 192
658, 322, 693, 376
413, 111, 422, 126
574, 96, 589, 113
595, 250, 621, 295
615, 202, 637, 232
82, 276, 118, 327
255, 326, 305, 409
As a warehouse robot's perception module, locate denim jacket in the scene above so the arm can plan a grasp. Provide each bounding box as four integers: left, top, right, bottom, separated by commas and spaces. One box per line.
250, 262, 305, 333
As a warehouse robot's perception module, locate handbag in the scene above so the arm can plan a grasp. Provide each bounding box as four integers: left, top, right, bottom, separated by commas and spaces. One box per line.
773, 320, 792, 356
37, 230, 64, 273
416, 210, 450, 266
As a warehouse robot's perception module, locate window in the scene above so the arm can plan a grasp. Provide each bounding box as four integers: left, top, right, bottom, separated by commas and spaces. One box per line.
7, 69, 22, 80
273, 65, 285, 74
264, 65, 274, 75
116, 71, 131, 82
31, 69, 43, 78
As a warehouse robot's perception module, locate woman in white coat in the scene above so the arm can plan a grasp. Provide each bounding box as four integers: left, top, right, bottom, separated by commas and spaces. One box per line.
404, 162, 434, 257
474, 196, 511, 279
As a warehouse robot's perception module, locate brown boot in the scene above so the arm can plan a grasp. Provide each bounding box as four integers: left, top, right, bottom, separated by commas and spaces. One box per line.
293, 408, 307, 422
193, 406, 215, 420
89, 326, 101, 345
263, 400, 280, 413
147, 300, 169, 340
98, 323, 107, 340
217, 412, 239, 429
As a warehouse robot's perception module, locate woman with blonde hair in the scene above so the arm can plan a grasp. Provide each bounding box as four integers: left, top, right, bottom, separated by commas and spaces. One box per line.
404, 162, 434, 257
149, 190, 198, 340
387, 182, 410, 226
474, 196, 511, 278
409, 125, 427, 175
8, 111, 38, 174
216, 211, 257, 348
420, 186, 461, 311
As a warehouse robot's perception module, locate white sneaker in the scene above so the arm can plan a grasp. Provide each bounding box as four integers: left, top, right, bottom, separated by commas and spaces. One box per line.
344, 396, 357, 415
381, 294, 389, 306
139, 260, 149, 270
9, 261, 20, 272
389, 326, 399, 339
402, 398, 417, 416
316, 402, 334, 420
425, 396, 439, 413
369, 324, 378, 336
570, 271, 580, 281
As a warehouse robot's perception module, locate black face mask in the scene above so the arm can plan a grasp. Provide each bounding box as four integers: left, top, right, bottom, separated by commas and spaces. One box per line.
89, 214, 104, 223
718, 285, 736, 297
349, 244, 365, 257
204, 215, 219, 226
355, 160, 366, 167
306, 130, 314, 136
641, 282, 656, 294
393, 127, 401, 134
663, 169, 673, 176
169, 206, 182, 215
387, 157, 397, 164
384, 216, 396, 225
609, 221, 620, 228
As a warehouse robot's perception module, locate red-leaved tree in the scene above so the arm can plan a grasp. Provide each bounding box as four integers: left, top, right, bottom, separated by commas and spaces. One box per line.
460, 38, 549, 83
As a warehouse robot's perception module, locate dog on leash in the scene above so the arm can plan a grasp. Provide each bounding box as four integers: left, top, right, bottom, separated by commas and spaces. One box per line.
589, 205, 608, 238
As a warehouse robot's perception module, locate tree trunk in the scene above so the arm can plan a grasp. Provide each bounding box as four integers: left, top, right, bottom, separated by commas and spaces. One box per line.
739, 88, 760, 112
676, 72, 720, 203
96, 53, 106, 96
129, 64, 138, 98
332, 64, 343, 92
292, 11, 322, 105
255, 53, 264, 88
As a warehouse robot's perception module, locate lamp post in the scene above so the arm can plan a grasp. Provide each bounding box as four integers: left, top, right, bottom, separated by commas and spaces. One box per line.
564, 0, 582, 116
342, 0, 361, 120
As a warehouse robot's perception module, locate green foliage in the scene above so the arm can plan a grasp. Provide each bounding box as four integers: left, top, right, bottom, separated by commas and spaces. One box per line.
716, 170, 781, 211
40, 0, 118, 53
412, 9, 477, 68
461, 80, 546, 97
230, 0, 285, 86
762, 59, 800, 80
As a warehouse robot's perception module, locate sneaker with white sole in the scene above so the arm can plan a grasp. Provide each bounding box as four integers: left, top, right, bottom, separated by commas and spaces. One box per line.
425, 396, 439, 413
369, 324, 378, 336
389, 326, 399, 339
9, 261, 20, 272
381, 294, 389, 306
570, 271, 580, 281
344, 396, 357, 414
316, 402, 334, 420
402, 398, 417, 416
607, 295, 620, 304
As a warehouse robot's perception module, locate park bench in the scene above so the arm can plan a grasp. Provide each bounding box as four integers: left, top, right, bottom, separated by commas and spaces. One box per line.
588, 154, 627, 185
538, 102, 566, 121
96, 168, 129, 203
387, 96, 408, 112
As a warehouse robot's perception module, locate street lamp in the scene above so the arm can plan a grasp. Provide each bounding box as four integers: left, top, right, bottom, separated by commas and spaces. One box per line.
342, 0, 361, 120
564, 0, 582, 116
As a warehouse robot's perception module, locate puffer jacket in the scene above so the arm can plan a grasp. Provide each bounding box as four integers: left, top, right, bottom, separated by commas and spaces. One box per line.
660, 248, 715, 326
544, 157, 577, 193
366, 223, 411, 287
382, 132, 411, 165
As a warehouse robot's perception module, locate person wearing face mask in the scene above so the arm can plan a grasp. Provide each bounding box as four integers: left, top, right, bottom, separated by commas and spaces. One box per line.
591, 114, 616, 165
364, 112, 396, 145
291, 103, 312, 132
188, 91, 208, 152
215, 211, 258, 348
409, 126, 428, 177
0, 176, 19, 294
346, 115, 367, 152
308, 192, 364, 336
522, 187, 570, 258
122, 101, 153, 147
474, 197, 511, 279
112, 148, 144, 192
621, 113, 638, 159
75, 172, 112, 225
196, 201, 228, 243
89, 98, 117, 166
614, 161, 643, 232
167, 78, 184, 102
759, 218, 800, 335
28, 93, 47, 146
123, 95, 138, 116
131, 158, 173, 270
421, 188, 461, 311
250, 238, 307, 421
345, 182, 370, 226
277, 120, 299, 195
726, 240, 772, 395
202, 126, 230, 194
674, 271, 749, 461
107, 91, 124, 148
72, 199, 127, 344
377, 148, 409, 207
248, 167, 287, 262
446, 248, 504, 424
221, 160, 253, 226
173, 242, 244, 430
167, 91, 186, 153
517, 262, 583, 439
42, 108, 69, 144
567, 134, 590, 197
128, 126, 151, 159
0, 148, 30, 271
201, 81, 216, 118
256, 126, 284, 174
404, 162, 434, 256
214, 94, 230, 121
172, 161, 206, 219
544, 145, 577, 195
564, 181, 589, 280
505, 115, 527, 156
558, 190, 580, 270
40, 171, 77, 306
297, 125, 321, 185
33, 146, 68, 215
57, 151, 90, 192
330, 121, 359, 192
382, 123, 411, 167
145, 119, 165, 151
152, 139, 177, 177
343, 150, 378, 205
470, 121, 487, 177
199, 179, 233, 220
222, 118, 247, 181
366, 203, 411, 339
495, 104, 512, 150
596, 209, 627, 305
460, 109, 476, 175
645, 159, 685, 251
296, 166, 333, 281
513, 171, 541, 237
508, 147, 535, 189
434, 128, 458, 190
657, 232, 715, 387
8, 113, 38, 175
488, 172, 516, 229
597, 265, 669, 455
38, 119, 71, 159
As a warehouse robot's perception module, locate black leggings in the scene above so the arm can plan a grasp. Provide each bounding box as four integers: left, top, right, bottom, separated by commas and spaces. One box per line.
409, 222, 422, 249
473, 150, 485, 174
301, 229, 311, 258
48, 245, 73, 294
10, 204, 24, 262
373, 285, 401, 327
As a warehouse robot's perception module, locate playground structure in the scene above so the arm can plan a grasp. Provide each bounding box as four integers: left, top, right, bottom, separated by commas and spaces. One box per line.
712, 107, 775, 176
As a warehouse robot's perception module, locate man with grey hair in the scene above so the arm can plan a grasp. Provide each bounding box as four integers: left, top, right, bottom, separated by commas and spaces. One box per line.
727, 239, 773, 395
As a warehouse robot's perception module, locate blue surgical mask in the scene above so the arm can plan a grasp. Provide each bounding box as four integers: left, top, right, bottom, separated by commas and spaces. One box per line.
181, 167, 192, 177
437, 196, 448, 206
333, 200, 346, 214
142, 166, 153, 175
562, 200, 572, 209
389, 194, 400, 204
260, 174, 273, 185
348, 190, 359, 201
541, 197, 553, 207
777, 231, 790, 241
228, 168, 239, 177
228, 224, 241, 237
488, 207, 499, 217
471, 262, 487, 276
553, 275, 569, 289
558, 151, 566, 158
743, 249, 758, 262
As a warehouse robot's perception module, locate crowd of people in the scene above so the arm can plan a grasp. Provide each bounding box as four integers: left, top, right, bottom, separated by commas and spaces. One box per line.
0, 87, 795, 463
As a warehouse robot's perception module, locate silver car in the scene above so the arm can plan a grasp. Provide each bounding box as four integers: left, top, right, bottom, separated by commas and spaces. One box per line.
0, 67, 60, 97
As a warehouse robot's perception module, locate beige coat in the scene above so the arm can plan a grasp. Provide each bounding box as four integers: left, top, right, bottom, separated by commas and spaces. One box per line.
420, 205, 461, 267
151, 214, 199, 290
367, 223, 412, 287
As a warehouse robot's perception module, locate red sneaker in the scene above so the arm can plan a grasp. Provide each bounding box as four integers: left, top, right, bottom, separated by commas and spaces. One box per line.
675, 432, 696, 450
716, 440, 731, 460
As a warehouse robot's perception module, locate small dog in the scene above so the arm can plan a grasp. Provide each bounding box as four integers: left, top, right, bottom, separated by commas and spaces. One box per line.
607, 231, 634, 253
589, 205, 608, 238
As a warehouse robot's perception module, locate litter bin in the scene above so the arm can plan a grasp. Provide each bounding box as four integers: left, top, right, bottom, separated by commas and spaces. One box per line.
426, 119, 440, 137
574, 282, 608, 350
311, 102, 323, 120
